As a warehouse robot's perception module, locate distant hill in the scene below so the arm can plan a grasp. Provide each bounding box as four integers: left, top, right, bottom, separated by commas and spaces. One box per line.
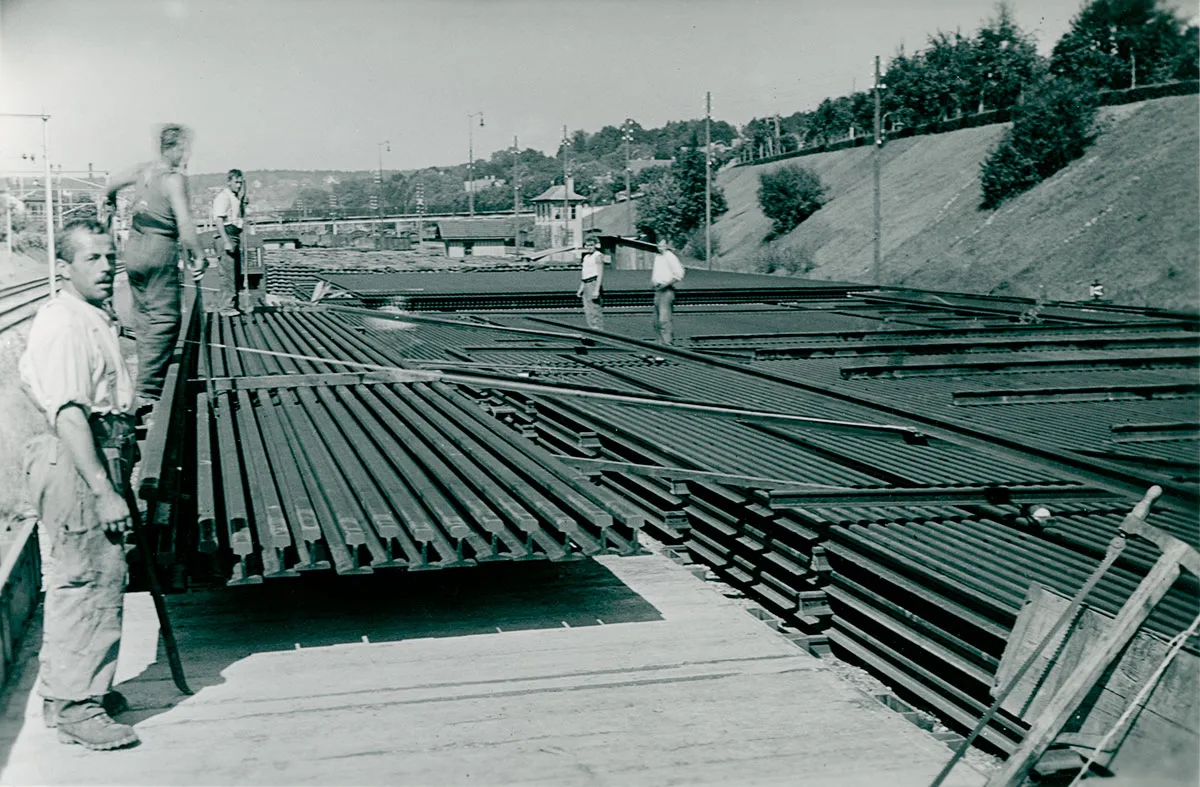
711, 94, 1200, 313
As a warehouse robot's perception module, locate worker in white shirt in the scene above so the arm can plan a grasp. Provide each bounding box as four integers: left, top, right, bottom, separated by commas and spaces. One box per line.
575, 234, 605, 330
20, 220, 139, 751
650, 233, 685, 345
211, 168, 246, 316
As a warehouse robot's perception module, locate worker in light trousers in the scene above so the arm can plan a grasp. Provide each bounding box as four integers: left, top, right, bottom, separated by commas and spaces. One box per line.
650, 234, 685, 345
576, 235, 605, 330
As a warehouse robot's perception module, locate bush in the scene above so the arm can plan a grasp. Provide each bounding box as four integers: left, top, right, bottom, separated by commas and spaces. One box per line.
682, 228, 721, 262
749, 241, 813, 276
757, 165, 826, 239
979, 78, 1098, 209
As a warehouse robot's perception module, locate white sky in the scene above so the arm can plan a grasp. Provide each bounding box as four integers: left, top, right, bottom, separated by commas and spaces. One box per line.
0, 0, 1167, 176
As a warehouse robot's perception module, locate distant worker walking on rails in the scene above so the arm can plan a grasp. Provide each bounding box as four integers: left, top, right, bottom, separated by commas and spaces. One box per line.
211, 168, 246, 317
576, 234, 605, 330
105, 124, 208, 424
20, 220, 139, 751
650, 233, 685, 345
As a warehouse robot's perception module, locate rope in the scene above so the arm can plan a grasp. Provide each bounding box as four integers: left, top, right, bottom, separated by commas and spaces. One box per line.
1065, 611, 1200, 786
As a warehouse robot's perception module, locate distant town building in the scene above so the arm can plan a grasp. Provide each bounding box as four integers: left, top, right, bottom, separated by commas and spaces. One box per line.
462, 175, 505, 193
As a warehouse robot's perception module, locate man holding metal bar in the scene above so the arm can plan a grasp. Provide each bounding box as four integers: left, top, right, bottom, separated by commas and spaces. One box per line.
576, 234, 605, 330
20, 219, 139, 751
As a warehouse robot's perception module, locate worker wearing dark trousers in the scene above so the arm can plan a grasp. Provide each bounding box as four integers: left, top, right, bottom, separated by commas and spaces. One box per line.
650, 235, 685, 345
212, 168, 246, 316
576, 235, 605, 330
20, 220, 139, 751
105, 124, 208, 424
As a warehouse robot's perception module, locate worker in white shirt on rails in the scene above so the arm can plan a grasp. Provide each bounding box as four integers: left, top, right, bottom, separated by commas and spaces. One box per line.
211, 168, 247, 316
649, 231, 685, 345
576, 234, 605, 330
20, 220, 139, 751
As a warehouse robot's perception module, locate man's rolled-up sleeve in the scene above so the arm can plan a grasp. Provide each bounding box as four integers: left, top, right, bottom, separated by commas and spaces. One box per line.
24, 320, 94, 427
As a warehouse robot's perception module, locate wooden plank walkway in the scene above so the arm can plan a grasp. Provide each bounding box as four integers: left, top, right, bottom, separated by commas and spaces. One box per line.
0, 553, 983, 786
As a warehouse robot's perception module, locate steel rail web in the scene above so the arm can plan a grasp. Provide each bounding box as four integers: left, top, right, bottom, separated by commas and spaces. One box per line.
526, 317, 1200, 515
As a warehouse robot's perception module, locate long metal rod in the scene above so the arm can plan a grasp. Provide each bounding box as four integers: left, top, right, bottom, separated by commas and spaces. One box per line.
124, 489, 192, 695
930, 486, 1160, 787
192, 339, 924, 438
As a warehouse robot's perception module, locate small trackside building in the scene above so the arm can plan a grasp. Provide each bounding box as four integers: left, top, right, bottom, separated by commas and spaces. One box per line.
436, 218, 530, 258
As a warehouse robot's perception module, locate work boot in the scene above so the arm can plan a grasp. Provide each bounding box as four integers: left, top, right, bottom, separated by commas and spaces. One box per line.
56, 704, 138, 751
44, 692, 130, 729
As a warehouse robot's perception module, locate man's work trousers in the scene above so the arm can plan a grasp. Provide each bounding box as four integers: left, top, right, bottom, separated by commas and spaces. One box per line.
214, 225, 241, 313
23, 434, 127, 706
580, 278, 604, 331
125, 230, 182, 403
653, 285, 677, 345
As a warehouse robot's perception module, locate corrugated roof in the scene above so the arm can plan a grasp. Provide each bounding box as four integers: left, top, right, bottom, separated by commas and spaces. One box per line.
436, 218, 529, 240
531, 183, 587, 202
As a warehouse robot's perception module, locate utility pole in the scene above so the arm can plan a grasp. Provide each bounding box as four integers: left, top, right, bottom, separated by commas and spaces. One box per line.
705, 91, 713, 269
466, 111, 484, 216
376, 139, 389, 223
56, 164, 64, 229
623, 119, 634, 236
512, 135, 520, 257
562, 125, 571, 249
873, 55, 882, 288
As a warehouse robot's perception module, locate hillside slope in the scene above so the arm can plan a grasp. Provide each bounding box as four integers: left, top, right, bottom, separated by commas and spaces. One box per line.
713, 95, 1199, 312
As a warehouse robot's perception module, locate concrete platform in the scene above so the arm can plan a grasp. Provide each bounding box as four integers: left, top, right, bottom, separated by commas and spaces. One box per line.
0, 552, 983, 786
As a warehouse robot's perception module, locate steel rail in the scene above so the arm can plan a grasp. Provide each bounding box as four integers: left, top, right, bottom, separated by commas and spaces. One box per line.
527, 317, 1200, 512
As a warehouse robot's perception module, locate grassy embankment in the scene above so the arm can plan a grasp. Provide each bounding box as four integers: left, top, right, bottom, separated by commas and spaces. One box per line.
712, 94, 1200, 313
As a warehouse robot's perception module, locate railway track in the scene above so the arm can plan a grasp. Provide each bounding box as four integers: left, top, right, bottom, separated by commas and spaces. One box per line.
0, 277, 52, 334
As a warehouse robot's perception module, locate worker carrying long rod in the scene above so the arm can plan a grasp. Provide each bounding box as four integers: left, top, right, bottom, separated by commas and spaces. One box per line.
18, 219, 144, 751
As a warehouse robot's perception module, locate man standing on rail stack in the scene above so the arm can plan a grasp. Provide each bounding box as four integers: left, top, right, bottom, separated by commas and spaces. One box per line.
211, 168, 246, 317
650, 232, 685, 345
20, 219, 139, 751
104, 124, 208, 427
576, 233, 605, 330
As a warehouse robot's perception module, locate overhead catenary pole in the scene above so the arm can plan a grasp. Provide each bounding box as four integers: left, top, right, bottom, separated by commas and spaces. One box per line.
623, 119, 634, 236
705, 91, 713, 269
512, 135, 520, 257
41, 115, 56, 296
466, 111, 484, 216
376, 139, 389, 222
562, 125, 570, 249
873, 54, 882, 288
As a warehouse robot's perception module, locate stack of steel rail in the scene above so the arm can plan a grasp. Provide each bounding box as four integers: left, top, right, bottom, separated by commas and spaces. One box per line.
191, 309, 642, 584
169, 266, 1198, 750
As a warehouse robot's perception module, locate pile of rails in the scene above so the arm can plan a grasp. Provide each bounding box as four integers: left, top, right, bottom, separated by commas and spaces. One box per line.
154, 265, 1199, 751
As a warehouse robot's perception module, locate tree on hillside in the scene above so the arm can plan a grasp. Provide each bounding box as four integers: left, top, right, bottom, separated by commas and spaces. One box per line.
972, 3, 1042, 111
1051, 0, 1199, 89
292, 185, 331, 214
979, 77, 1099, 209
635, 146, 728, 247
673, 146, 728, 237
758, 165, 826, 239
635, 172, 684, 245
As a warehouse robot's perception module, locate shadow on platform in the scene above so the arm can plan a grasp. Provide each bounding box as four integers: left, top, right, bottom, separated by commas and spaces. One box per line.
119, 557, 662, 725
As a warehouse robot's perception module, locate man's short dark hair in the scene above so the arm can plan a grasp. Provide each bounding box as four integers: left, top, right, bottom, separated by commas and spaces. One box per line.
227, 168, 244, 180
56, 219, 108, 263
159, 123, 190, 153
